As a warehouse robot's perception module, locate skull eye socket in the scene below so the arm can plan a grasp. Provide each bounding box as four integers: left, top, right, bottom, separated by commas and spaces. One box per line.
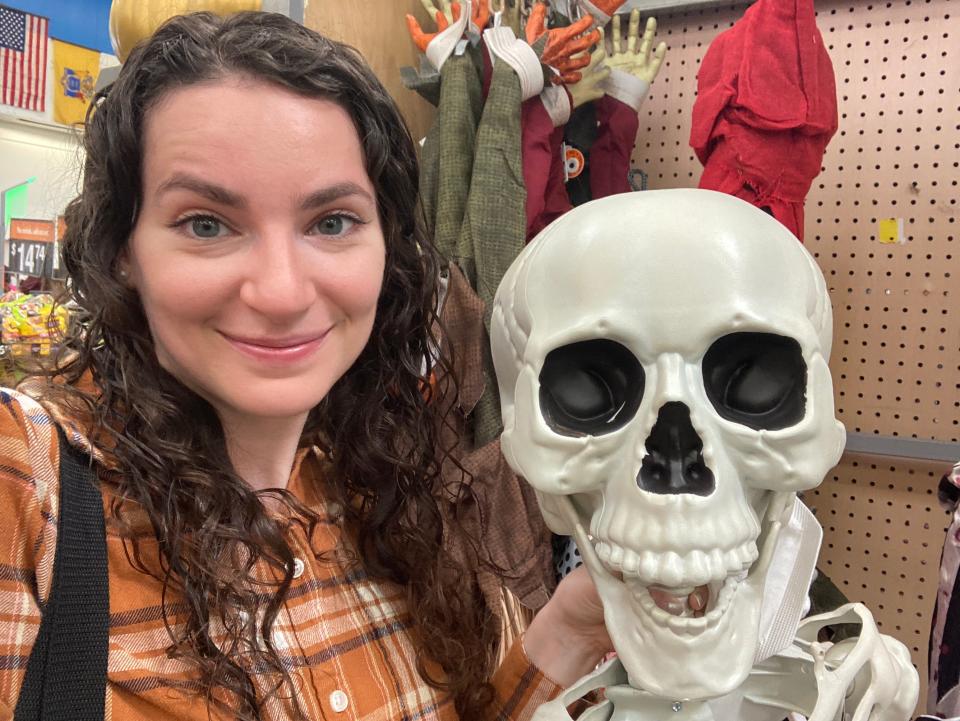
702, 332, 807, 430
539, 339, 645, 436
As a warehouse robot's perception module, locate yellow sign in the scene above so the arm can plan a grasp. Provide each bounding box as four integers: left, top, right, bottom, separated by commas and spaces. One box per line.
52, 39, 101, 126
878, 218, 904, 245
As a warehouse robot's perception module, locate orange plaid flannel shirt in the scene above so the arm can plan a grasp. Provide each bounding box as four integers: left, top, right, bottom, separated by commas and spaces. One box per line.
0, 388, 562, 720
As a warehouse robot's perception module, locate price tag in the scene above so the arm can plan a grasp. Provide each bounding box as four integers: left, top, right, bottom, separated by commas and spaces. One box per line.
50, 241, 67, 279
7, 239, 52, 277
878, 218, 905, 245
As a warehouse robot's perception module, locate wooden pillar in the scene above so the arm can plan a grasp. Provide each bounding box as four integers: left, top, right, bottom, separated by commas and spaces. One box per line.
304, 0, 437, 142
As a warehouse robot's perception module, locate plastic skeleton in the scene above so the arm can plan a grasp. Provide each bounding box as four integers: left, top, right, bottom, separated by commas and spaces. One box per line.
489, 190, 919, 720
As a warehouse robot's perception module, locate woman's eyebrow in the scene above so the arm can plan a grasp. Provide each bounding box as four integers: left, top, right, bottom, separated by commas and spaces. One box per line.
155, 176, 373, 211
156, 173, 247, 208
299, 182, 374, 209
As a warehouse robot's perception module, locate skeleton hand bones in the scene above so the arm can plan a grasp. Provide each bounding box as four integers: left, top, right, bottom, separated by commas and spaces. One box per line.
606, 10, 666, 85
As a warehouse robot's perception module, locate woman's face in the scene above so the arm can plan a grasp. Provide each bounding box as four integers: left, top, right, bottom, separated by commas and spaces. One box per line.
126, 76, 386, 425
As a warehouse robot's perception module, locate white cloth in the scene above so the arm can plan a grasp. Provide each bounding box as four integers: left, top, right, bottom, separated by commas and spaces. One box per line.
425, 0, 472, 71
600, 68, 651, 111
484, 26, 545, 101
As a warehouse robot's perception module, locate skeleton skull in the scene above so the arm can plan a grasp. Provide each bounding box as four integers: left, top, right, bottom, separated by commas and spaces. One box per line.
490, 189, 845, 699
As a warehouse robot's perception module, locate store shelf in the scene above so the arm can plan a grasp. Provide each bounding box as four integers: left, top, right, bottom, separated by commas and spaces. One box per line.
846, 432, 960, 463
621, 0, 749, 12
0, 110, 76, 137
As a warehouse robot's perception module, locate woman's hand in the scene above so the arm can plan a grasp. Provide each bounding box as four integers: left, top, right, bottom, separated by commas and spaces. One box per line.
522, 565, 612, 687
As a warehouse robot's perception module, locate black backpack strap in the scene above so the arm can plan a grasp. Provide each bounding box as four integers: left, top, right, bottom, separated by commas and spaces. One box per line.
15, 427, 109, 721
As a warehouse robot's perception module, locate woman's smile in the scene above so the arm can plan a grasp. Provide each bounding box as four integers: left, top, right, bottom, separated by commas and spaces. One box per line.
219, 329, 333, 365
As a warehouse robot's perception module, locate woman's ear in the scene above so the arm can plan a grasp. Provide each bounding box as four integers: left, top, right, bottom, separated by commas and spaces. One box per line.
116, 250, 135, 287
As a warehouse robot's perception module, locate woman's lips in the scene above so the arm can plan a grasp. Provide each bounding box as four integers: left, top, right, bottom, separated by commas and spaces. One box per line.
221, 330, 330, 364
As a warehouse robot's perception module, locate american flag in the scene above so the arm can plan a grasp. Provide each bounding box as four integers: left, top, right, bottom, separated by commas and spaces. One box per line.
0, 5, 48, 112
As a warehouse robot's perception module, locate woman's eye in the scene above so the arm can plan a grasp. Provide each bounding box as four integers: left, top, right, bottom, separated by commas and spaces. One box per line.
314, 214, 357, 236
187, 216, 226, 239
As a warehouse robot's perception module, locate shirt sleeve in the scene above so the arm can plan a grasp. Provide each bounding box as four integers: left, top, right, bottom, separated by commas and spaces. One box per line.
0, 389, 61, 715
489, 638, 565, 720
589, 94, 640, 200
522, 94, 570, 241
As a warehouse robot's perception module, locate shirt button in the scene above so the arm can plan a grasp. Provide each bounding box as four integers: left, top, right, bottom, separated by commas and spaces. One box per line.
329, 689, 349, 713
272, 630, 289, 650
292, 557, 305, 578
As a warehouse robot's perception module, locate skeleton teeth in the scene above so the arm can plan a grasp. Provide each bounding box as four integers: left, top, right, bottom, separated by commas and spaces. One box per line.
627, 578, 744, 635
667, 614, 698, 633
685, 550, 711, 587
706, 577, 739, 621
634, 584, 656, 613
593, 493, 762, 557
658, 552, 685, 588
707, 549, 726, 579
594, 538, 763, 590
735, 543, 759, 569
609, 544, 624, 566
639, 550, 659, 580
649, 596, 709, 633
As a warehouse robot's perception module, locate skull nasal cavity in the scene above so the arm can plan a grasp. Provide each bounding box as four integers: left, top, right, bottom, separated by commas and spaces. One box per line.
638, 402, 715, 496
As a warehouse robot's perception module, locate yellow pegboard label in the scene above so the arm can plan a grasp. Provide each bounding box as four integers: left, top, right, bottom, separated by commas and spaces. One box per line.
878, 217, 905, 244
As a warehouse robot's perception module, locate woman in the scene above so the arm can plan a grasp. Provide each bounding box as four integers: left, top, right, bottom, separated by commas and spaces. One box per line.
0, 11, 609, 721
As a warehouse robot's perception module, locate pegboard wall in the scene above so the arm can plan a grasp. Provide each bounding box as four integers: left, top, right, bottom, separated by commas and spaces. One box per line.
630, 0, 958, 711
805, 454, 949, 707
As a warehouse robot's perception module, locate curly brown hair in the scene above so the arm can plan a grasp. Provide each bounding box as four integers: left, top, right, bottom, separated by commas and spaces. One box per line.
43, 10, 498, 720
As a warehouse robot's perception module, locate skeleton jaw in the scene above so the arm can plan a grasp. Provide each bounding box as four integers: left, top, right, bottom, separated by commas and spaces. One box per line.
565, 491, 793, 698
593, 539, 757, 633
631, 575, 743, 634
580, 489, 786, 633
589, 537, 757, 636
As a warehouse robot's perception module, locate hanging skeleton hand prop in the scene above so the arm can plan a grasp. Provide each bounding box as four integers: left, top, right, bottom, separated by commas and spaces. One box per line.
491, 0, 522, 36
422, 0, 458, 25
406, 2, 460, 50
471, 0, 490, 32
490, 189, 852, 700
406, 0, 471, 69
567, 30, 610, 108
608, 11, 667, 82
526, 3, 600, 84
578, 0, 629, 26
601, 11, 667, 111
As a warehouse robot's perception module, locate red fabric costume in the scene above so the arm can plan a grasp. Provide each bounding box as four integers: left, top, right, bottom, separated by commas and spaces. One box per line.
523, 93, 639, 240
522, 93, 570, 240
690, 0, 838, 241
590, 95, 640, 200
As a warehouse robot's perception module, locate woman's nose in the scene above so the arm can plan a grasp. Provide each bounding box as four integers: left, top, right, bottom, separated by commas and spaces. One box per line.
238, 231, 318, 319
